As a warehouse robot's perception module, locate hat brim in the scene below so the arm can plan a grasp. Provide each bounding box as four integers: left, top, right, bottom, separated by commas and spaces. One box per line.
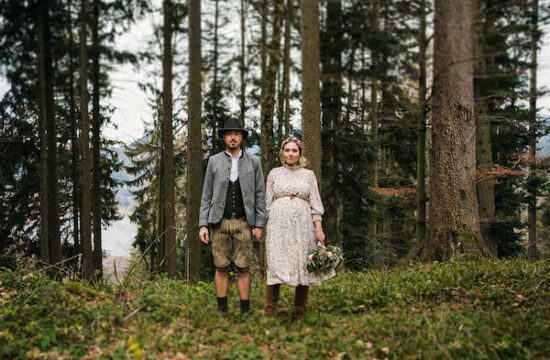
218, 128, 249, 140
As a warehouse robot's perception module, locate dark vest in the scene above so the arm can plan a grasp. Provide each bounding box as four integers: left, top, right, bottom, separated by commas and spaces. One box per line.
224, 178, 245, 219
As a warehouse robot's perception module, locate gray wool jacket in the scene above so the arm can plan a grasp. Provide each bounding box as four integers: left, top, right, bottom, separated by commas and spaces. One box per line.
199, 150, 266, 228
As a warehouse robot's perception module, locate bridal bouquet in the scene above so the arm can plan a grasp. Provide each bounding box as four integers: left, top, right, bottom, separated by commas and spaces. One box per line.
306, 242, 343, 274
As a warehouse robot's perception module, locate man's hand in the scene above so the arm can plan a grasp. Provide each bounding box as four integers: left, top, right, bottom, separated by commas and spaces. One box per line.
252, 227, 263, 241
199, 226, 210, 244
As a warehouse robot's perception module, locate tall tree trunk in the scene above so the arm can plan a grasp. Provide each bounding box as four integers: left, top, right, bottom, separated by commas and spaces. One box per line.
283, 0, 292, 138
68, 0, 80, 251
261, 0, 283, 174
260, 0, 267, 133
360, 45, 366, 131
157, 125, 166, 273
240, 0, 247, 127
91, 0, 103, 279
187, 0, 203, 283
417, 0, 486, 261
37, 0, 50, 264
416, 0, 427, 244
276, 62, 284, 147
473, 0, 496, 255
301, 0, 321, 180
43, 0, 61, 268
345, 45, 355, 123
528, 0, 539, 261
162, 0, 177, 277
369, 0, 380, 242
212, 0, 221, 154
320, 0, 343, 247
80, 0, 93, 279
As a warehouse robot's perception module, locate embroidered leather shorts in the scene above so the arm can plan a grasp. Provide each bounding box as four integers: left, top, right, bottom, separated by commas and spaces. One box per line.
211, 217, 252, 269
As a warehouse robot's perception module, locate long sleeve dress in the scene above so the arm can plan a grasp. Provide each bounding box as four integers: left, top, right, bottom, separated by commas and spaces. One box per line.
265, 164, 336, 286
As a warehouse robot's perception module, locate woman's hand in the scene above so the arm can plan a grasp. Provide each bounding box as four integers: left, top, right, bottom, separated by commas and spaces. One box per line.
314, 220, 325, 245
315, 229, 325, 245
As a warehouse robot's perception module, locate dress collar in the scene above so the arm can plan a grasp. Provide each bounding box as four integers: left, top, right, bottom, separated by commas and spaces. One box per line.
283, 163, 302, 170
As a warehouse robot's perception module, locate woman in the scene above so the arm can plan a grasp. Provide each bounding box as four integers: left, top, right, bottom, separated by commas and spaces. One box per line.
264, 137, 335, 319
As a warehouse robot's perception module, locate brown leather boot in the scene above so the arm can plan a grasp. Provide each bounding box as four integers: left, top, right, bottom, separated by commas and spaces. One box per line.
293, 285, 309, 320
265, 284, 280, 316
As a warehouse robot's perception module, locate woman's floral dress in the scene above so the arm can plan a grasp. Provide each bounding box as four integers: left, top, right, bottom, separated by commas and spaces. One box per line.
265, 164, 336, 286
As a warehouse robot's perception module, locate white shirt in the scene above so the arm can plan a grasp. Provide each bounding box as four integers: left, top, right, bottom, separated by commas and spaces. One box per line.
225, 150, 242, 182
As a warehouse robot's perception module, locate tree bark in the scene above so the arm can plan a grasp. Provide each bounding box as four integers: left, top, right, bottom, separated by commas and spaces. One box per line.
473, 0, 496, 255
91, 0, 103, 279
320, 0, 343, 247
45, 0, 61, 269
283, 0, 292, 138
162, 0, 177, 277
528, 0, 539, 261
261, 0, 283, 174
276, 61, 284, 147
80, 0, 93, 279
212, 0, 221, 154
37, 0, 50, 264
240, 0, 247, 127
418, 0, 486, 261
369, 0, 380, 242
370, 0, 379, 190
301, 0, 322, 180
187, 0, 203, 283
157, 124, 165, 273
416, 0, 427, 245
68, 0, 80, 251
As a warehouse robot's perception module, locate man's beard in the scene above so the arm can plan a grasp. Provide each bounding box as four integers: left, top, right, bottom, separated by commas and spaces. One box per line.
227, 143, 240, 150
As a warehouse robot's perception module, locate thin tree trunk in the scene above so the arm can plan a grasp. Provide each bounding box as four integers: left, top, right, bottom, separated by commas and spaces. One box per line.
212, 0, 221, 153
91, 0, 103, 279
345, 45, 355, 123
369, 0, 380, 242
277, 62, 284, 147
43, 0, 61, 268
320, 0, 343, 247
360, 45, 366, 131
528, 0, 539, 261
157, 126, 165, 273
473, 0, 496, 255
187, 0, 203, 283
240, 0, 247, 127
260, 0, 267, 129
37, 0, 50, 264
80, 0, 93, 279
68, 0, 80, 251
283, 0, 292, 138
162, 0, 177, 277
417, 0, 486, 261
261, 0, 283, 174
416, 0, 427, 245
301, 0, 322, 180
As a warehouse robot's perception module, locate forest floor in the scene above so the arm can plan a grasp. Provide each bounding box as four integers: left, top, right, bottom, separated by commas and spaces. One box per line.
1, 258, 549, 359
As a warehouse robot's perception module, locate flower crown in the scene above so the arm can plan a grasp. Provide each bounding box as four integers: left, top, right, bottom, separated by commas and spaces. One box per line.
281, 137, 303, 150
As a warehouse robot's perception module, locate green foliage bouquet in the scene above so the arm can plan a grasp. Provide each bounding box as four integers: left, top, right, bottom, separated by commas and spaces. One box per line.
306, 242, 343, 274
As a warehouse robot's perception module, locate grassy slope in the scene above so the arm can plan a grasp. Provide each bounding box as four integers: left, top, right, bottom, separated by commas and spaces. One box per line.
1, 259, 549, 359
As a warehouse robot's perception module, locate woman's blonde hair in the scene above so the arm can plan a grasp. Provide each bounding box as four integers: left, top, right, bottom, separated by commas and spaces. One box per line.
279, 137, 309, 167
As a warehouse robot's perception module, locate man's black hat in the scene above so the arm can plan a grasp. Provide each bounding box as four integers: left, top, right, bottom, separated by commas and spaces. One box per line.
218, 117, 249, 140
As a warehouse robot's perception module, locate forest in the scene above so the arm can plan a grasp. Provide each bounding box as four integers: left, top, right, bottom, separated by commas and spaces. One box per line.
2, 0, 549, 278
1, 0, 550, 358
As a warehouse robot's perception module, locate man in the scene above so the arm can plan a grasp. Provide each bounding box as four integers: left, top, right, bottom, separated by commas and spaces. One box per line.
199, 117, 265, 320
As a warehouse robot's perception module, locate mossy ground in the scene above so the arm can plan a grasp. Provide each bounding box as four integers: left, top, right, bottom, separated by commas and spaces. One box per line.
1, 259, 549, 359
